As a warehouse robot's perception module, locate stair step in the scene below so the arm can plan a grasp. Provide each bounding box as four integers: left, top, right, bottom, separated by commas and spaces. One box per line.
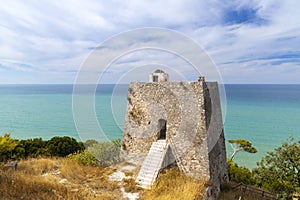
147, 153, 163, 156
135, 140, 168, 189
139, 172, 157, 176
144, 156, 162, 160
149, 149, 165, 152
152, 142, 166, 145
139, 169, 158, 174
139, 169, 157, 174
144, 155, 163, 160
150, 146, 165, 149
141, 163, 161, 168
141, 160, 162, 166
138, 183, 152, 189
138, 180, 152, 185
137, 176, 153, 182
147, 152, 164, 156
151, 143, 166, 146
141, 164, 160, 168
150, 147, 165, 151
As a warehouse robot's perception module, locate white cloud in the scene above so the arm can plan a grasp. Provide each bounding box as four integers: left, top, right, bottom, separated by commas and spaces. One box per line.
0, 0, 299, 83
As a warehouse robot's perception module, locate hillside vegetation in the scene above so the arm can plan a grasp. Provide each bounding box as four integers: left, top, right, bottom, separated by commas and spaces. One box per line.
0, 158, 208, 200
1, 134, 299, 199
0, 158, 121, 200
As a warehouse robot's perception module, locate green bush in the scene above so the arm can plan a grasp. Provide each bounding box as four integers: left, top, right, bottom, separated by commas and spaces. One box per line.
227, 159, 254, 185
13, 138, 48, 159
0, 134, 19, 162
227, 137, 300, 199
88, 139, 121, 166
67, 149, 98, 165
0, 134, 85, 162
68, 139, 121, 166
84, 139, 98, 148
45, 136, 84, 157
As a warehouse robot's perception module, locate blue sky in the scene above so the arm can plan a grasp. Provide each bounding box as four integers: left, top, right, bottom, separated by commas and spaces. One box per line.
0, 0, 299, 84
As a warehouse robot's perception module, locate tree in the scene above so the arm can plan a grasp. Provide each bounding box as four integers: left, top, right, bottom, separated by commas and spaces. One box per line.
253, 137, 300, 199
46, 136, 84, 157
0, 135, 85, 161
13, 138, 47, 158
228, 139, 257, 160
0, 133, 19, 162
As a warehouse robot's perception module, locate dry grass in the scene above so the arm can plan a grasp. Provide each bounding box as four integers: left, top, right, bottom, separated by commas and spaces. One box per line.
3, 158, 270, 200
123, 177, 140, 193
123, 170, 134, 177
140, 168, 207, 200
0, 158, 121, 200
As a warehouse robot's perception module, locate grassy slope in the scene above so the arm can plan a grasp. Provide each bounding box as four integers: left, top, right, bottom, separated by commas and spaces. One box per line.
1, 158, 272, 200
0, 158, 208, 200
0, 158, 121, 200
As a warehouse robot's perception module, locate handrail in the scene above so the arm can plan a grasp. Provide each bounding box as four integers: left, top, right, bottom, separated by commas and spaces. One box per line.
231, 183, 276, 199
169, 140, 187, 174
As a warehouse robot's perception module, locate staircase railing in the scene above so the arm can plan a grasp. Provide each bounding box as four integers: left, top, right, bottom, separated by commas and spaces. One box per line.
169, 140, 187, 174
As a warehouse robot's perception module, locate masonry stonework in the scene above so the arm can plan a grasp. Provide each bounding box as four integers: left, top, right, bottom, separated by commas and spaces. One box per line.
121, 76, 228, 199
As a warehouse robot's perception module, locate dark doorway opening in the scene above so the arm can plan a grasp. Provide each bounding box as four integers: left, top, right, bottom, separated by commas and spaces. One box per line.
158, 119, 166, 140
153, 75, 158, 82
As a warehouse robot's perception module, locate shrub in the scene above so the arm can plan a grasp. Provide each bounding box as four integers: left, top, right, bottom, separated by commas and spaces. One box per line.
68, 139, 121, 166
87, 139, 121, 166
67, 149, 98, 165
13, 138, 48, 159
84, 139, 98, 148
227, 159, 253, 185
45, 136, 84, 157
0, 134, 85, 162
252, 137, 300, 198
0, 133, 19, 162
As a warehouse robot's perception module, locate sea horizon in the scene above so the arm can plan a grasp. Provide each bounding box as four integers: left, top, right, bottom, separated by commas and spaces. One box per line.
0, 83, 299, 169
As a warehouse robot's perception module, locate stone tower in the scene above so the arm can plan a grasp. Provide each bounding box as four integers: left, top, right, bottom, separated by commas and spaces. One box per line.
121, 70, 228, 199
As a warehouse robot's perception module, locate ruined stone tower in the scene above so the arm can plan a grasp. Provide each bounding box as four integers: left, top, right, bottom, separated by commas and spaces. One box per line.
121, 70, 228, 199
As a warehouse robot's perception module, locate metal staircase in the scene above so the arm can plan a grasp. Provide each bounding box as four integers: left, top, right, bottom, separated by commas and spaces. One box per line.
135, 140, 168, 189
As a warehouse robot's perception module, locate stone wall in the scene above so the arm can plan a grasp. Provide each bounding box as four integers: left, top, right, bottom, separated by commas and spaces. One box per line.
204, 82, 229, 199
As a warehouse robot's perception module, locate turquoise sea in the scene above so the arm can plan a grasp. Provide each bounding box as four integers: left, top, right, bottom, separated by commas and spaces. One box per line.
0, 84, 299, 169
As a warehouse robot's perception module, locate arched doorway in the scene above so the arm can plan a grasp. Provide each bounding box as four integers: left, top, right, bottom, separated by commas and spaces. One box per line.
158, 119, 166, 140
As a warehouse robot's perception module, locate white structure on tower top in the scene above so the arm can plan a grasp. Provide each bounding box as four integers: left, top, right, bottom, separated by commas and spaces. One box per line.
149, 69, 169, 82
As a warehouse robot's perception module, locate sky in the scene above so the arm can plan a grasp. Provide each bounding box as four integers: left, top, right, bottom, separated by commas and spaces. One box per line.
0, 0, 300, 84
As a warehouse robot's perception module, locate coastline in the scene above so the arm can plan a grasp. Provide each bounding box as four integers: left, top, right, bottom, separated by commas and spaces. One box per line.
1, 84, 300, 169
